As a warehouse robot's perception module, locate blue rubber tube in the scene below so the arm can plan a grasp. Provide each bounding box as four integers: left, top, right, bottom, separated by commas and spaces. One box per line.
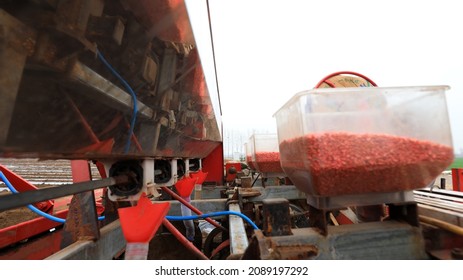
96, 50, 138, 154
166, 211, 259, 230
0, 171, 104, 223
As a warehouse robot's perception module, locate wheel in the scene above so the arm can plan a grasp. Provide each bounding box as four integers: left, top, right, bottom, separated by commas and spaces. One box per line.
203, 226, 230, 259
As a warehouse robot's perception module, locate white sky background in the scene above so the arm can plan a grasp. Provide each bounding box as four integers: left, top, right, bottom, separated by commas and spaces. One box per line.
186, 0, 463, 155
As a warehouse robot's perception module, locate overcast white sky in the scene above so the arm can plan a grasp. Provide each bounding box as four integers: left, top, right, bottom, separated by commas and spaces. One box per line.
186, 0, 463, 154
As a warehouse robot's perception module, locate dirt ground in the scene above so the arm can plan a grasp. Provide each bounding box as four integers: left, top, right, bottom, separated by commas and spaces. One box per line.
0, 206, 40, 229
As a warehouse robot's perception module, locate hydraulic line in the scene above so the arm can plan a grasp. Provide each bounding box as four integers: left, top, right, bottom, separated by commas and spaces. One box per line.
166, 211, 259, 230
0, 171, 128, 222
419, 215, 463, 236
97, 50, 138, 154
0, 171, 129, 212
161, 186, 226, 231
0, 171, 106, 223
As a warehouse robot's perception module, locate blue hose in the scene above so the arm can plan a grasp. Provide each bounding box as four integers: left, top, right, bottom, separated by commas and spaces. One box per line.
0, 171, 104, 223
166, 211, 259, 230
96, 50, 138, 154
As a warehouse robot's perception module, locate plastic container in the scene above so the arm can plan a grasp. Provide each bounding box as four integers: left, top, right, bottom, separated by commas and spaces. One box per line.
245, 141, 256, 170
274, 86, 454, 198
251, 133, 284, 173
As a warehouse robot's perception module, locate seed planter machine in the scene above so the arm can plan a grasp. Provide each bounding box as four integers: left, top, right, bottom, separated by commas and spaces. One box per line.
0, 1, 462, 260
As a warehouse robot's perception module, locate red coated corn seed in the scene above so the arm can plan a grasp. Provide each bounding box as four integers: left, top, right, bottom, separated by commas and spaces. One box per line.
255, 152, 284, 173
279, 132, 454, 196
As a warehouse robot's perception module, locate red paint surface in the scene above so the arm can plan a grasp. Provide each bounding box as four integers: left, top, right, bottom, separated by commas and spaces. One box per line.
255, 152, 283, 173
189, 170, 208, 184
452, 168, 463, 192
225, 162, 241, 182
123, 0, 194, 44
279, 132, 454, 196
0, 230, 63, 260
174, 176, 197, 197
118, 195, 170, 243
0, 210, 67, 250
202, 143, 224, 185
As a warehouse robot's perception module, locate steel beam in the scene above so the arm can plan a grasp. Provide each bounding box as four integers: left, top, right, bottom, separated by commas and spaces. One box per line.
67, 61, 155, 120
248, 185, 306, 202
154, 199, 226, 216
0, 175, 129, 211
306, 190, 415, 210
199, 185, 306, 201
228, 203, 249, 256
45, 220, 125, 260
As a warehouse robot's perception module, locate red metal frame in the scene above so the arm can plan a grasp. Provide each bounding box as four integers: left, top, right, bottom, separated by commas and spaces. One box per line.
225, 162, 241, 183
0, 229, 63, 260
202, 143, 224, 185
0, 210, 67, 250
0, 162, 105, 258
451, 168, 463, 192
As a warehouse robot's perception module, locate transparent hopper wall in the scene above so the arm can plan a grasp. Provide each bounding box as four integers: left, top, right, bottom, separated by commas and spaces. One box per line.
251, 133, 284, 173
274, 86, 454, 196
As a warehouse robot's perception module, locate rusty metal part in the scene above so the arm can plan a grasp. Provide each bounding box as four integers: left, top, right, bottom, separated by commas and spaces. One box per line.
389, 203, 420, 227
421, 222, 463, 260
262, 198, 292, 236
60, 191, 100, 248
0, 9, 36, 146
241, 176, 252, 188
46, 220, 126, 260
60, 160, 100, 248
0, 175, 130, 212
120, 0, 194, 44
87, 15, 125, 45
308, 205, 329, 235
0, 1, 222, 160
242, 230, 317, 260
243, 221, 428, 260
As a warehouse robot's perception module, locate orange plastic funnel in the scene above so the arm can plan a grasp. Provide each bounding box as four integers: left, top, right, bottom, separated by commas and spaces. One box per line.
174, 176, 197, 197
189, 170, 208, 185
117, 194, 170, 243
